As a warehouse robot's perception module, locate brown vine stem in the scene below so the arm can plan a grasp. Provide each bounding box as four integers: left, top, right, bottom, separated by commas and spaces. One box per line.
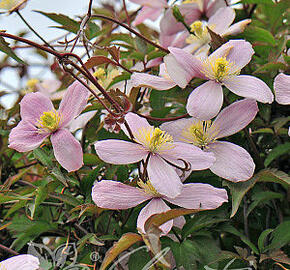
136, 112, 189, 122
0, 243, 19, 256
91, 14, 170, 54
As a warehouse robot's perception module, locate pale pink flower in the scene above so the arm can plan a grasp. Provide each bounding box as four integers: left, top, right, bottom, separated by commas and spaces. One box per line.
9, 81, 89, 172
166, 39, 274, 119
274, 73, 290, 105
35, 79, 65, 100
130, 0, 168, 26
0, 254, 39, 270
161, 99, 258, 182
92, 180, 228, 234
160, 0, 226, 36
94, 112, 215, 198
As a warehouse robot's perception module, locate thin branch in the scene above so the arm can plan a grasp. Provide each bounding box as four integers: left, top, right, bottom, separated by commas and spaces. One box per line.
0, 244, 19, 256
136, 112, 189, 122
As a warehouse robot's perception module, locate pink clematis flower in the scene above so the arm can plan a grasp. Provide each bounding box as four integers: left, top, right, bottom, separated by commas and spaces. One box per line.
9, 81, 89, 172
166, 39, 274, 119
0, 254, 39, 270
94, 112, 215, 198
130, 0, 168, 26
92, 180, 228, 234
160, 0, 226, 36
161, 99, 258, 182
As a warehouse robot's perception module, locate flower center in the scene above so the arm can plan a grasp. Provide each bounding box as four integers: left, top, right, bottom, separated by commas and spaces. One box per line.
37, 110, 61, 133
202, 57, 240, 82
134, 127, 174, 153
181, 120, 219, 148
138, 179, 161, 197
93, 68, 121, 89
26, 78, 39, 90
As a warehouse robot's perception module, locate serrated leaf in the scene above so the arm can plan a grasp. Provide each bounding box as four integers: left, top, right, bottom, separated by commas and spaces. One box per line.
100, 233, 143, 270
0, 36, 25, 64
33, 148, 53, 168
223, 176, 258, 218
34, 11, 80, 34
257, 169, 290, 188
264, 142, 290, 167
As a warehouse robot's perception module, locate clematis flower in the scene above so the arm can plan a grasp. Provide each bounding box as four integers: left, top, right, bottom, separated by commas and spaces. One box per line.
129, 0, 168, 26
185, 7, 251, 54
0, 254, 39, 270
9, 81, 89, 172
166, 39, 274, 119
94, 112, 215, 198
92, 180, 228, 234
161, 99, 258, 182
160, 0, 226, 36
0, 0, 26, 13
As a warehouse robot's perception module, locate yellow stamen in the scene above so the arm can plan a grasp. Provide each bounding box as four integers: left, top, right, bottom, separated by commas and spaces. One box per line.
93, 68, 121, 89
134, 127, 174, 153
26, 78, 39, 90
93, 68, 106, 79
138, 179, 160, 197
37, 110, 61, 133
0, 262, 7, 270
190, 21, 205, 38
181, 120, 219, 148
202, 57, 240, 82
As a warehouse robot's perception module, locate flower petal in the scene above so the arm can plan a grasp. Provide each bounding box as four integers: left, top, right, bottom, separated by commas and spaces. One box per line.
208, 141, 255, 182
68, 110, 96, 132
94, 139, 147, 164
165, 183, 228, 209
8, 121, 49, 152
168, 47, 206, 79
213, 98, 258, 139
125, 112, 151, 135
223, 75, 274, 103
186, 80, 223, 120
162, 142, 216, 170
133, 6, 162, 25
92, 180, 151, 209
222, 19, 251, 36
208, 7, 235, 35
51, 128, 83, 172
58, 81, 89, 128
20, 92, 54, 124
137, 198, 172, 234
0, 255, 40, 270
274, 73, 290, 105
130, 72, 176, 90
147, 155, 182, 198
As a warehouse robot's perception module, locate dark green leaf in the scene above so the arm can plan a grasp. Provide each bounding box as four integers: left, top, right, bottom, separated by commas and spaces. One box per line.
0, 36, 25, 64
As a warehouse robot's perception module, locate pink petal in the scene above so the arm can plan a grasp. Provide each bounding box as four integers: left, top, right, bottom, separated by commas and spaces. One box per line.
124, 112, 151, 135
0, 255, 40, 270
133, 6, 162, 25
147, 155, 183, 198
208, 141, 255, 182
130, 0, 167, 8
173, 216, 186, 229
165, 183, 228, 209
8, 121, 49, 152
223, 19, 251, 36
209, 40, 254, 70
51, 128, 83, 172
92, 180, 151, 209
168, 47, 206, 79
213, 98, 258, 139
164, 54, 193, 88
208, 7, 235, 35
160, 118, 194, 142
274, 73, 290, 105
223, 75, 274, 103
162, 142, 216, 170
186, 80, 223, 120
94, 139, 147, 164
130, 72, 176, 90
205, 0, 226, 17
36, 79, 61, 95
20, 92, 54, 125
137, 198, 172, 234
58, 81, 89, 128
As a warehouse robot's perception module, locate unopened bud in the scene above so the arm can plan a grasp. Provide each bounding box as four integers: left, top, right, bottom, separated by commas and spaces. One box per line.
172, 6, 184, 23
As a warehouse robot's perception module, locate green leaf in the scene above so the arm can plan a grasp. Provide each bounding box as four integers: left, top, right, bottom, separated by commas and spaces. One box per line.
257, 169, 290, 188
52, 193, 82, 207
128, 246, 151, 270
241, 0, 273, 3
246, 191, 283, 217
265, 221, 290, 251
33, 147, 53, 168
83, 153, 102, 166
258, 229, 274, 253
223, 176, 258, 218
29, 184, 48, 219
253, 62, 287, 74
34, 11, 80, 34
244, 26, 276, 45
264, 142, 290, 167
0, 36, 25, 64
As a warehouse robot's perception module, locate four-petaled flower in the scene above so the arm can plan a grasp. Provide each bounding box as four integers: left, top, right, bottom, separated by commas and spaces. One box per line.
0, 254, 39, 270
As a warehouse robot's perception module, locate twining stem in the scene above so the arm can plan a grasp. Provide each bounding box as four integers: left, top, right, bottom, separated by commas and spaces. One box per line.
136, 112, 189, 122
91, 14, 170, 54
